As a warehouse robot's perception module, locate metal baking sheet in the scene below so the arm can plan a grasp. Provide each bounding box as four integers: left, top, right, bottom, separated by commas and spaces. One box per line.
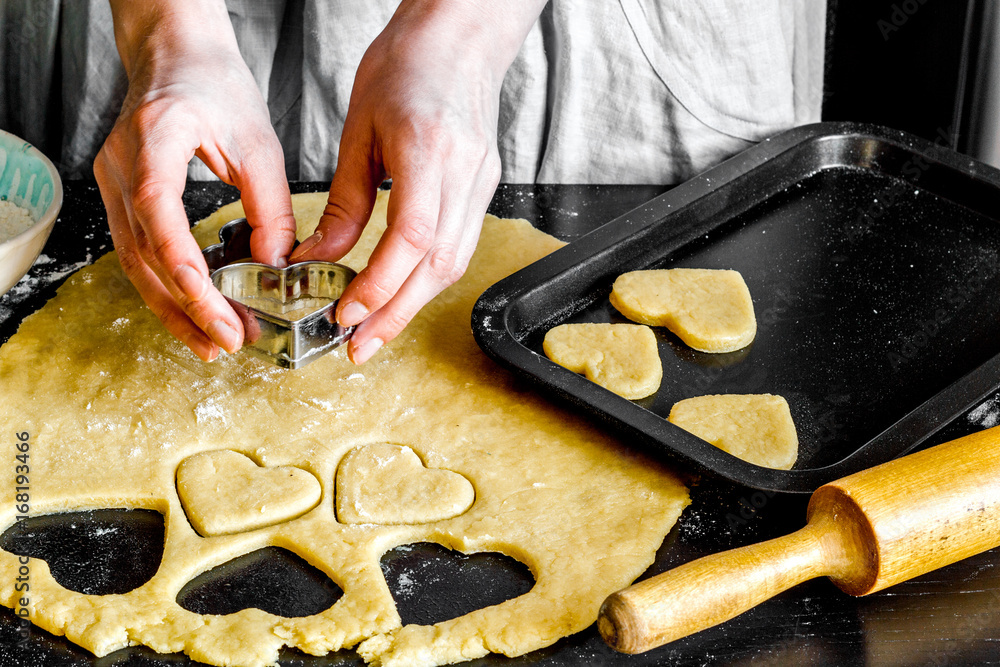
473, 122, 1000, 493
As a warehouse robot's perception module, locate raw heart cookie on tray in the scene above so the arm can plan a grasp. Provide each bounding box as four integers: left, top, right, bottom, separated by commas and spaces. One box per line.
542, 322, 663, 399
0, 190, 688, 667
610, 268, 757, 353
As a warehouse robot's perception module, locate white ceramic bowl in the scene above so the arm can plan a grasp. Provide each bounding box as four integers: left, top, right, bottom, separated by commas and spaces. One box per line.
0, 129, 64, 296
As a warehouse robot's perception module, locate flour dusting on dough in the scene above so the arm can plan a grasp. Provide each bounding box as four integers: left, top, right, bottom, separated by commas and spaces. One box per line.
194, 397, 228, 426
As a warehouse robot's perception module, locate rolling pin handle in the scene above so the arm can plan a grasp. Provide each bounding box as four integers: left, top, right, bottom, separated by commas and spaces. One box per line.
599, 521, 839, 654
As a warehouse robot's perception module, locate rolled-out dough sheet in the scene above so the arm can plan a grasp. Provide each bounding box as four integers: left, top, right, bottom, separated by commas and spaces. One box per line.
0, 191, 689, 667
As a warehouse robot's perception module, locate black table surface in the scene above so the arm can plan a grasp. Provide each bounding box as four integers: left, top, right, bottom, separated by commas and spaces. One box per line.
2, 181, 999, 667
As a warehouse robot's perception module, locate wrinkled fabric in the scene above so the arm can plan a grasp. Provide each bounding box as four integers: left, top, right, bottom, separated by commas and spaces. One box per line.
1, 0, 826, 184
0, 1, 62, 159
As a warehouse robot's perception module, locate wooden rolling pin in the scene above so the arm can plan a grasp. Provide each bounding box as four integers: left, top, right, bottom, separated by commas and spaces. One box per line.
598, 425, 1000, 654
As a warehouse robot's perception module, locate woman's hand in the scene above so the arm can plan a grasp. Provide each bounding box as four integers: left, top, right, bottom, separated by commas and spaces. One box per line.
96, 0, 297, 361
290, 0, 546, 364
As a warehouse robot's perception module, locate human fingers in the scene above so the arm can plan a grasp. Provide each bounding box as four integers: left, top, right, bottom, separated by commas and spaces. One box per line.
95, 151, 220, 361
288, 116, 381, 266
124, 144, 245, 354
345, 211, 482, 364
198, 132, 298, 267
344, 151, 498, 364
332, 154, 446, 335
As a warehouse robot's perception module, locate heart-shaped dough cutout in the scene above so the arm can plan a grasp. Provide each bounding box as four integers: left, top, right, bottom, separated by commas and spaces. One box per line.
610, 268, 756, 353
177, 450, 322, 536
542, 323, 661, 399
335, 444, 475, 525
668, 394, 798, 469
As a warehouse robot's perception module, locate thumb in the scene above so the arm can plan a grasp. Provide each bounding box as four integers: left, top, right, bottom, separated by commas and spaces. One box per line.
231, 151, 298, 267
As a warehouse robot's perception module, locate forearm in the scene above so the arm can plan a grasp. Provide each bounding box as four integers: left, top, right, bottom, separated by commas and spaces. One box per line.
292, 0, 546, 363
107, 0, 239, 76
99, 0, 295, 362
389, 0, 548, 84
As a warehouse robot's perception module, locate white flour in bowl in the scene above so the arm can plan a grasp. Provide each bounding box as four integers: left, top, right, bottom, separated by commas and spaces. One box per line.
0, 200, 35, 242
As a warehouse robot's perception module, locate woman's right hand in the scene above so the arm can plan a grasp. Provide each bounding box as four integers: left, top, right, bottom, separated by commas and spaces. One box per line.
96, 0, 297, 361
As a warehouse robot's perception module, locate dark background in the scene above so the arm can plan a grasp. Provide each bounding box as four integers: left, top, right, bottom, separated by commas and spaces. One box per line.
4, 179, 1000, 667
823, 0, 980, 151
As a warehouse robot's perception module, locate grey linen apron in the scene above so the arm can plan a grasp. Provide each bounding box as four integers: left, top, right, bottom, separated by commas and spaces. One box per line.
1, 0, 825, 184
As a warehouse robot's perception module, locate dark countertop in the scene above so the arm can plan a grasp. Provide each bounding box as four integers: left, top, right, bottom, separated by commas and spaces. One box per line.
1, 181, 999, 667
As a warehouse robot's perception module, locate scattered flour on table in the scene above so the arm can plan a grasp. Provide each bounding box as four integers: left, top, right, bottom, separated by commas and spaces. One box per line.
968, 396, 1000, 429
0, 200, 34, 241
395, 572, 417, 598
3, 254, 94, 303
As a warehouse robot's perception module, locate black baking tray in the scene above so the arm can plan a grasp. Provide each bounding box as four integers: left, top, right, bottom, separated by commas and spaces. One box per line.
472, 122, 1000, 494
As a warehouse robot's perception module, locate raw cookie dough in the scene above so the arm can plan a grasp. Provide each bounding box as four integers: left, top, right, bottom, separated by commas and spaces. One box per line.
668, 394, 798, 470
610, 268, 756, 353
335, 444, 475, 525
0, 191, 689, 667
177, 450, 322, 537
542, 323, 662, 399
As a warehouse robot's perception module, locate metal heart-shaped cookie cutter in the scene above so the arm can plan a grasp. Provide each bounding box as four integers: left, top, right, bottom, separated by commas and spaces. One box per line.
203, 218, 357, 369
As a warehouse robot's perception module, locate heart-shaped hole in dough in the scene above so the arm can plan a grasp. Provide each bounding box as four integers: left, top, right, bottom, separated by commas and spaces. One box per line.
176, 546, 342, 618
0, 509, 164, 595
177, 450, 322, 537
380, 542, 534, 625
335, 444, 475, 525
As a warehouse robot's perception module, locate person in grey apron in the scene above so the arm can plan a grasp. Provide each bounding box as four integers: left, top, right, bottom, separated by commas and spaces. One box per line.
0, 0, 825, 364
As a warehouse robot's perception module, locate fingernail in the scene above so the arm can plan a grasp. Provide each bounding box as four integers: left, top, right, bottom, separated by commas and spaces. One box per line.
339, 301, 369, 327
175, 264, 208, 302
289, 232, 322, 261
274, 257, 289, 269
207, 320, 241, 354
351, 337, 383, 364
